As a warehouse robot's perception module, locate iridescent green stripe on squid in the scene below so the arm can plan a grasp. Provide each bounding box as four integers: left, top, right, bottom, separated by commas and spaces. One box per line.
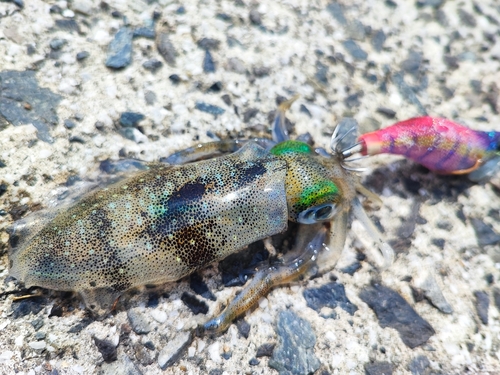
296, 180, 339, 211
270, 140, 312, 156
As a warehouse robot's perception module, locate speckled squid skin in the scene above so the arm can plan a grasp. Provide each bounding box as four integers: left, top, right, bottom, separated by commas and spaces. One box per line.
9, 143, 288, 314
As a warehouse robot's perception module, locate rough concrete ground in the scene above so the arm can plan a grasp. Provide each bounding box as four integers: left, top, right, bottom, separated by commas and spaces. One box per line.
1, 0, 500, 374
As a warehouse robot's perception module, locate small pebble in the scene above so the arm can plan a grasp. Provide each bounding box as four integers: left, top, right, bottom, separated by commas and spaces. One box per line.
197, 38, 220, 50
50, 39, 67, 50
365, 361, 393, 375
93, 336, 118, 363
106, 28, 133, 69
157, 32, 177, 66
76, 51, 89, 61
256, 343, 275, 357
120, 112, 145, 128
142, 59, 163, 72
195, 102, 225, 116
180, 292, 208, 315
169, 74, 181, 84
127, 309, 152, 334
249, 9, 262, 25
64, 119, 77, 129
474, 291, 489, 325
203, 50, 216, 73
158, 331, 192, 370
133, 27, 155, 39
342, 40, 367, 60
28, 341, 46, 350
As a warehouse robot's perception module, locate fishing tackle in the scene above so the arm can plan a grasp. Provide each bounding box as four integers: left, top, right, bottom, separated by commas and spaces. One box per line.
341, 116, 500, 181
8, 98, 394, 333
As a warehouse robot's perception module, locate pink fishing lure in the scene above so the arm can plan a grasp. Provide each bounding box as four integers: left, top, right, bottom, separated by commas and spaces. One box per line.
354, 117, 500, 174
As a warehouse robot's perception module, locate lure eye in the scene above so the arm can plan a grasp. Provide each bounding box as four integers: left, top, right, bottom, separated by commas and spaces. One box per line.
297, 203, 338, 224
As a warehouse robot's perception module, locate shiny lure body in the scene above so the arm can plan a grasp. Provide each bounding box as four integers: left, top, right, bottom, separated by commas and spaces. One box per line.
342, 116, 500, 179
9, 99, 394, 332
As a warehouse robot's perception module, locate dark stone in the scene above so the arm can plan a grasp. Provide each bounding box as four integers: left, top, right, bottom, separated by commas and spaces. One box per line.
243, 108, 259, 123
470, 218, 500, 246
474, 290, 489, 325
0, 183, 7, 198
221, 351, 232, 360
50, 4, 62, 13
76, 51, 90, 61
249, 9, 262, 25
391, 72, 427, 115
127, 309, 152, 334
443, 55, 459, 70
50, 38, 67, 50
93, 336, 118, 363
493, 288, 500, 312
470, 79, 482, 94
216, 13, 232, 22
409, 355, 431, 375
359, 284, 435, 348
342, 40, 367, 60
236, 319, 251, 339
169, 74, 181, 84
69, 136, 85, 144
65, 175, 82, 187
269, 310, 320, 375
133, 27, 155, 39
365, 361, 393, 375
176, 6, 185, 14
345, 93, 361, 108
31, 318, 44, 331
326, 2, 347, 26
249, 358, 260, 366
0, 70, 62, 143
197, 38, 220, 51
256, 343, 275, 357
144, 341, 155, 350
157, 32, 177, 66
49, 304, 63, 317
415, 0, 443, 7
34, 332, 46, 340
209, 370, 223, 375
142, 59, 163, 72
372, 30, 386, 52
181, 292, 208, 315
105, 27, 133, 69
458, 9, 477, 27
67, 317, 93, 333
303, 282, 358, 316
190, 273, 216, 301
385, 0, 397, 8
221, 94, 231, 106
9, 205, 29, 221
253, 66, 271, 77
203, 50, 216, 73
64, 119, 77, 129
208, 82, 223, 92
431, 238, 445, 249
315, 61, 329, 84
300, 104, 312, 117
11, 297, 46, 319
376, 107, 396, 119
195, 102, 225, 116
120, 112, 145, 127
0, 160, 5, 168
401, 51, 422, 75
341, 261, 362, 275
485, 273, 494, 285
55, 19, 80, 33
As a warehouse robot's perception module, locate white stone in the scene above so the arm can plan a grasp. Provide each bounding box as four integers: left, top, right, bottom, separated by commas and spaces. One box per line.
28, 341, 46, 350
207, 342, 221, 363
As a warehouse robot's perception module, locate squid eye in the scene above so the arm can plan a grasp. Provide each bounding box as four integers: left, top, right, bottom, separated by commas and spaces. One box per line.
298, 203, 338, 224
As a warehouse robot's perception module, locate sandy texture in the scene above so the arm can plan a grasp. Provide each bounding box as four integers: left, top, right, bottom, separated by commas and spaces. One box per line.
1, 0, 500, 374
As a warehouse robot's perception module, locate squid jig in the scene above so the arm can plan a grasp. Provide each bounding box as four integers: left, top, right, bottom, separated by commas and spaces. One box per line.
341, 116, 500, 182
